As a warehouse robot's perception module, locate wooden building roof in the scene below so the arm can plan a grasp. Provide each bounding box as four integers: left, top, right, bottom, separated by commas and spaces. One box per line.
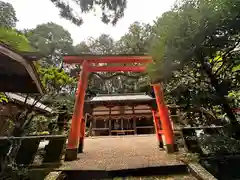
5, 93, 53, 114
85, 93, 156, 107
91, 93, 153, 101
0, 42, 43, 94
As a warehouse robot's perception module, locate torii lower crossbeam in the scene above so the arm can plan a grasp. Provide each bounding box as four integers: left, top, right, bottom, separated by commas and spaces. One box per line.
88, 66, 146, 72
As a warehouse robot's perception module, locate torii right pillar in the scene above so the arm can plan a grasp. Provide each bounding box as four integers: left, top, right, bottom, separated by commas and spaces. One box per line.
152, 83, 177, 153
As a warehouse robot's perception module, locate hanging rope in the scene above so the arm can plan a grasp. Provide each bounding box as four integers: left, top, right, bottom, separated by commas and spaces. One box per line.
91, 72, 148, 80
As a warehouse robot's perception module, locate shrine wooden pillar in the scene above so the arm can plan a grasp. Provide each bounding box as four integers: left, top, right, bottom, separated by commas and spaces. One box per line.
152, 83, 176, 153
133, 119, 137, 135
132, 106, 137, 135
152, 110, 163, 148
109, 107, 112, 135
89, 118, 93, 137
65, 61, 89, 161
109, 119, 112, 135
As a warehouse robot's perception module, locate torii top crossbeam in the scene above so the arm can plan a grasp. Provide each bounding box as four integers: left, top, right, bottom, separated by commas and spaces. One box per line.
64, 54, 152, 72
64, 54, 152, 64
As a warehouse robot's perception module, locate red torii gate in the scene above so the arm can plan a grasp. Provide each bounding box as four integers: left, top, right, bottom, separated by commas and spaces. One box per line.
63, 55, 175, 161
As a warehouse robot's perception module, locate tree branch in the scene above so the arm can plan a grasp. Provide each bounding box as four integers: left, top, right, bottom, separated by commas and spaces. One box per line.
214, 41, 240, 75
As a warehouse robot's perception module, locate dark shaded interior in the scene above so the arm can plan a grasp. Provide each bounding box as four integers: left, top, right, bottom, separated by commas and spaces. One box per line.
0, 53, 40, 93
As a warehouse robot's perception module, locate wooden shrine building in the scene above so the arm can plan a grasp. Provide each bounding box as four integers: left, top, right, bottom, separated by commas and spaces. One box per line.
85, 93, 157, 136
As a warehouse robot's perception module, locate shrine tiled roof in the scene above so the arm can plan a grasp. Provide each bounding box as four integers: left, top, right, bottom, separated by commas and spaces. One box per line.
5, 92, 53, 114
88, 93, 155, 104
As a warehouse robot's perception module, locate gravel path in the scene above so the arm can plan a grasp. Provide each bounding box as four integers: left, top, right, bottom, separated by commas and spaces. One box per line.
60, 135, 183, 171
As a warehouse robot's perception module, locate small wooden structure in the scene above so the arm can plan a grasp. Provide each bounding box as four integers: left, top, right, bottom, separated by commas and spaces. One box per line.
0, 42, 43, 94
0, 43, 51, 136
85, 93, 156, 136
0, 42, 69, 180
5, 92, 52, 114
0, 93, 53, 136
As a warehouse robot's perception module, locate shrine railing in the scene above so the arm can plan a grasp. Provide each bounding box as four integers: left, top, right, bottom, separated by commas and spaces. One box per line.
0, 135, 67, 169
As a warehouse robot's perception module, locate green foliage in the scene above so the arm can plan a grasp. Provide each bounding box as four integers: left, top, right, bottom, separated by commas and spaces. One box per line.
232, 64, 240, 72
199, 134, 240, 155
50, 0, 127, 26
0, 1, 17, 28
35, 63, 76, 94
88, 34, 115, 54
25, 22, 74, 66
0, 28, 35, 52
148, 0, 240, 125
149, 0, 240, 81
34, 62, 76, 116
0, 93, 8, 103
48, 94, 75, 113
74, 41, 91, 54
228, 91, 240, 108
116, 22, 153, 54
26, 115, 52, 135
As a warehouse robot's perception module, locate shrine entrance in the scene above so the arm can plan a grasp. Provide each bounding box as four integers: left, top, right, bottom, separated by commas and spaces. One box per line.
111, 119, 134, 135
63, 55, 176, 161
85, 93, 156, 136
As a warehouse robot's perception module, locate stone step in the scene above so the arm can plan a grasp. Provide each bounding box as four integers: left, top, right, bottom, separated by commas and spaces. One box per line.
60, 164, 189, 179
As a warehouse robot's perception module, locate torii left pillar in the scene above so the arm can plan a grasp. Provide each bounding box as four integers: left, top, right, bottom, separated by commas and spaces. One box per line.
65, 61, 89, 161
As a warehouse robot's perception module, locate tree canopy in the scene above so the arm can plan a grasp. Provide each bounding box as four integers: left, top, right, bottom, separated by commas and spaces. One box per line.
0, 1, 17, 28
116, 22, 153, 54
0, 28, 35, 52
25, 22, 74, 66
148, 0, 240, 132
50, 0, 127, 26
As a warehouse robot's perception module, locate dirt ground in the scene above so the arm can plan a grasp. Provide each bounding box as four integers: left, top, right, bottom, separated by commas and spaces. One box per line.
60, 135, 183, 170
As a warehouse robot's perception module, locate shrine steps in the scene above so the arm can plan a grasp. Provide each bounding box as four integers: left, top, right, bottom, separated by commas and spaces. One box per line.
59, 164, 191, 179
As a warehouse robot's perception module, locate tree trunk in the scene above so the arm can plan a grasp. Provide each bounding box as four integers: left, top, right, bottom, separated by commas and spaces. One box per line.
202, 62, 237, 120
196, 52, 240, 137
12, 110, 34, 137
